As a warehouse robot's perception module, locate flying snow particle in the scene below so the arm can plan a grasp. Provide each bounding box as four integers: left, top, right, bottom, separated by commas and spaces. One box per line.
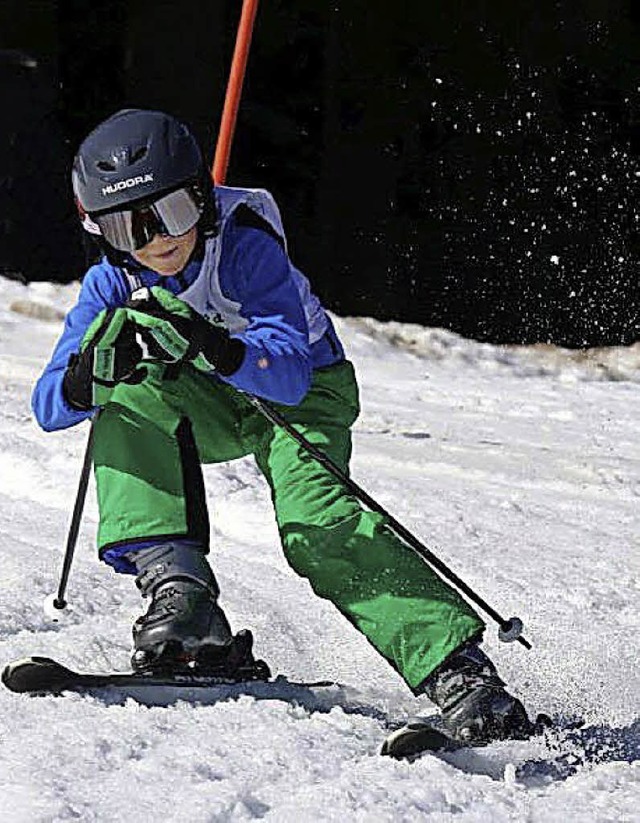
503, 763, 517, 786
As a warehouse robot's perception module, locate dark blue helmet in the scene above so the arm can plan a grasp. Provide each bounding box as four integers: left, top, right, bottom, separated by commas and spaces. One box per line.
72, 109, 205, 215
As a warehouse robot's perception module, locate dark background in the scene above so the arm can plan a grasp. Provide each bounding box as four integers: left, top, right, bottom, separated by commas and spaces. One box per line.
1, 1, 639, 346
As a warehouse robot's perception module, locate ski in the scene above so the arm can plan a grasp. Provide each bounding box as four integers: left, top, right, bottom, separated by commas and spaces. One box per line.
1, 655, 274, 695
381, 713, 554, 759
0, 655, 345, 701
381, 715, 465, 758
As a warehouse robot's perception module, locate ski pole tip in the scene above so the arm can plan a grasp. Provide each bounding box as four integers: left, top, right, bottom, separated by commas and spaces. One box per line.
43, 593, 71, 622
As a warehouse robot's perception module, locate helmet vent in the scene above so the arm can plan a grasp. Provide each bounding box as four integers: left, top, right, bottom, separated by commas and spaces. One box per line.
96, 160, 116, 171
130, 146, 148, 163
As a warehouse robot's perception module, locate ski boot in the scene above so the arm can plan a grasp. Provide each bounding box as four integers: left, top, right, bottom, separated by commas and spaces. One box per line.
128, 541, 253, 675
419, 642, 535, 745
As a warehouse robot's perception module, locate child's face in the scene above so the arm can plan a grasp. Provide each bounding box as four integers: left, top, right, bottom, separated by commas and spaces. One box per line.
131, 226, 198, 276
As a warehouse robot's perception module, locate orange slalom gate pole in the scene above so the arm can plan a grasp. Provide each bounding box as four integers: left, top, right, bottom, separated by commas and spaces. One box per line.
212, 0, 260, 185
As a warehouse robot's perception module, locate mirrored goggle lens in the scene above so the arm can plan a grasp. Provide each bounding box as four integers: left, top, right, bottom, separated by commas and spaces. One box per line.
93, 187, 203, 252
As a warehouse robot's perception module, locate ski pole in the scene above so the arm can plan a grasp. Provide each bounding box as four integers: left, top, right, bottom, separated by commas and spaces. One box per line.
247, 395, 531, 650
206, 4, 530, 648
44, 415, 97, 619
46, 0, 261, 617
205, 0, 528, 648
212, 0, 260, 184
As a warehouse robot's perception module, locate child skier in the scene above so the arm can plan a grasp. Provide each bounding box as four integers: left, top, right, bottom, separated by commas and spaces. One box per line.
32, 109, 534, 746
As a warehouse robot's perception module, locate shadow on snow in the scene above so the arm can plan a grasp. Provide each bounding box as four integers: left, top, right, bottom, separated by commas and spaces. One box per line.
82, 674, 391, 726
515, 716, 640, 785
434, 716, 640, 785
60, 681, 640, 783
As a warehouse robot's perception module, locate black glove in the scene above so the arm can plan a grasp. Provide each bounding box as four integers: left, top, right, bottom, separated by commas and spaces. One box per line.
62, 309, 145, 411
124, 287, 245, 377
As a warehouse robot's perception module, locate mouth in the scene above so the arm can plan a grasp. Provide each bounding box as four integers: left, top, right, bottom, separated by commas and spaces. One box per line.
155, 246, 179, 260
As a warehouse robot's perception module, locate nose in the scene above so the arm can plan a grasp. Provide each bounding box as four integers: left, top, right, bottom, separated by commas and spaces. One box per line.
137, 232, 171, 250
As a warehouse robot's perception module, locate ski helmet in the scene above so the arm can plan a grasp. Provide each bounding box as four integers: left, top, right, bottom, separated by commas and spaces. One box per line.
72, 109, 205, 217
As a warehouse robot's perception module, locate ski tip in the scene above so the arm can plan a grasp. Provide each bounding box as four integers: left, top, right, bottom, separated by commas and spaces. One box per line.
381, 718, 459, 759
2, 657, 37, 692
1, 656, 74, 694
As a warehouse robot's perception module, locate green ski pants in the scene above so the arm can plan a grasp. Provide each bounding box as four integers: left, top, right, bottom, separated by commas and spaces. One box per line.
92, 360, 484, 689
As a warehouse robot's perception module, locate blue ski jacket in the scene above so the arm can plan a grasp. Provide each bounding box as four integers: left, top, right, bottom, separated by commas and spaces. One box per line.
32, 185, 345, 432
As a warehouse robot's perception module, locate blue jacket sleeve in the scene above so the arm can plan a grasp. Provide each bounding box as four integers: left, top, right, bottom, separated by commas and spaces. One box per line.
219, 222, 312, 405
31, 263, 129, 431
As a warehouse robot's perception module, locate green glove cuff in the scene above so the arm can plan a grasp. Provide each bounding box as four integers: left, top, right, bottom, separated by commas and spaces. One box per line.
77, 308, 145, 407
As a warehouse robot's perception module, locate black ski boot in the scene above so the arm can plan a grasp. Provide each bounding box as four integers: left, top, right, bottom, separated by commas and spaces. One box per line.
421, 642, 535, 744
128, 542, 237, 673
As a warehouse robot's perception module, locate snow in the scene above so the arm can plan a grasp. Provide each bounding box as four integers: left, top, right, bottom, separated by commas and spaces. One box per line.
0, 275, 638, 821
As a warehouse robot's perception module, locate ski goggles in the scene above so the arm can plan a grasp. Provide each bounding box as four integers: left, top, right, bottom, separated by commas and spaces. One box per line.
87, 186, 203, 252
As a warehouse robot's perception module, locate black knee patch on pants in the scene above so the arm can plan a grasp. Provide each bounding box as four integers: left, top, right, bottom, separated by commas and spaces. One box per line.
176, 416, 210, 549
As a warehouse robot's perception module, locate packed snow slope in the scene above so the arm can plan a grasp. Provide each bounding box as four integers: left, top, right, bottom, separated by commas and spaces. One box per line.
0, 276, 638, 822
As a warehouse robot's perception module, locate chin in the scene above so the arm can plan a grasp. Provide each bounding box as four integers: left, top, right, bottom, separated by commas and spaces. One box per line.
151, 253, 189, 276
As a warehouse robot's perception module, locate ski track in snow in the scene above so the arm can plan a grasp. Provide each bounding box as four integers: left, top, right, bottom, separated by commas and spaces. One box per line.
0, 276, 637, 822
